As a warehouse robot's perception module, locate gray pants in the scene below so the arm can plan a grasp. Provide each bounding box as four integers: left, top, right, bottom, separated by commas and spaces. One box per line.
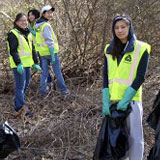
122, 101, 144, 160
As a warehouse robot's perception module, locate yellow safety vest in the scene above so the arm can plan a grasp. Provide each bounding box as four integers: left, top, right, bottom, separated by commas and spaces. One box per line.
7, 29, 34, 68
35, 22, 59, 56
104, 40, 151, 102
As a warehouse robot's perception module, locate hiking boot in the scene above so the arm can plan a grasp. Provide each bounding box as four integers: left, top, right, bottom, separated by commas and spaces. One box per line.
14, 105, 28, 119
14, 105, 34, 119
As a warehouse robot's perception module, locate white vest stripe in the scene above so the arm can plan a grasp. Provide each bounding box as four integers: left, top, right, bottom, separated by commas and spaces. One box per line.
115, 41, 143, 85
18, 33, 24, 54
107, 41, 143, 85
18, 52, 32, 56
17, 31, 32, 57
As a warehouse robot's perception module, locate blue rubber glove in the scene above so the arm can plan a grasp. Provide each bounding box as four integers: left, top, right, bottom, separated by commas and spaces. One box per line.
117, 86, 137, 111
29, 26, 36, 36
102, 88, 111, 117
17, 63, 24, 75
33, 64, 41, 72
49, 47, 55, 65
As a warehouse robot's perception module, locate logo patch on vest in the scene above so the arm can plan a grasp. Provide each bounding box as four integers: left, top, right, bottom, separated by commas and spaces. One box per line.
124, 55, 132, 63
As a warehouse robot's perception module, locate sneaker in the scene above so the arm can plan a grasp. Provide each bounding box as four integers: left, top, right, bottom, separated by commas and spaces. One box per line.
40, 86, 49, 95
61, 90, 70, 95
25, 110, 34, 116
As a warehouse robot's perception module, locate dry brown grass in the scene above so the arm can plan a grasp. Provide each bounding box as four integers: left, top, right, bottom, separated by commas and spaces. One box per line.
0, 56, 159, 160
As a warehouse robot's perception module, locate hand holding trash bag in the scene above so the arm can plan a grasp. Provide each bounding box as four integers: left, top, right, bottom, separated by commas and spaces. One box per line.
93, 102, 131, 160
102, 88, 111, 116
117, 87, 136, 111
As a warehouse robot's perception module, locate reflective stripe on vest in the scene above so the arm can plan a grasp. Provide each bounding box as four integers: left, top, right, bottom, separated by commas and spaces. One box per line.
105, 40, 151, 101
14, 29, 32, 56
36, 22, 59, 56
106, 41, 143, 86
8, 29, 34, 68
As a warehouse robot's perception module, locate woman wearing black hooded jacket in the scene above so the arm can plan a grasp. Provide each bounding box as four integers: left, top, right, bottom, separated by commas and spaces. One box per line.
7, 13, 41, 117
102, 14, 151, 160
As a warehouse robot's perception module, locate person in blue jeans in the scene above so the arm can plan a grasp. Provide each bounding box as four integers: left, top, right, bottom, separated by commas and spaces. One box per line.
7, 13, 41, 118
35, 5, 69, 95
28, 9, 53, 85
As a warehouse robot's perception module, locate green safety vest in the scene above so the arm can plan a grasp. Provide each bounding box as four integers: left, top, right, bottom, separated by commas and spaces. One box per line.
7, 29, 34, 68
104, 40, 151, 102
35, 22, 59, 56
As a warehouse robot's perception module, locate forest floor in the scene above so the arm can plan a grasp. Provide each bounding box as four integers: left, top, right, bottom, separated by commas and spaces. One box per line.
0, 55, 160, 160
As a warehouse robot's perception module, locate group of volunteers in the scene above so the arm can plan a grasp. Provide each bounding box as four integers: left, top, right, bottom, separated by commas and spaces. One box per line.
7, 5, 69, 117
7, 4, 151, 160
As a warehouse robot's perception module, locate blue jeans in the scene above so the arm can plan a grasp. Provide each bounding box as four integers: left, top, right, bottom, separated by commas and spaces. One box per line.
12, 67, 31, 111
38, 52, 52, 83
40, 54, 67, 94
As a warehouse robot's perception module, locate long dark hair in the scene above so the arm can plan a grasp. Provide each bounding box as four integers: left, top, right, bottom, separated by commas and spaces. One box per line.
14, 13, 26, 26
111, 15, 131, 59
27, 9, 40, 23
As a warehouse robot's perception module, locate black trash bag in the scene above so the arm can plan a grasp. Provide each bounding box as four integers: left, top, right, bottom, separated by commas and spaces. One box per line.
147, 91, 160, 129
0, 122, 20, 159
147, 91, 160, 160
93, 103, 131, 160
93, 115, 109, 160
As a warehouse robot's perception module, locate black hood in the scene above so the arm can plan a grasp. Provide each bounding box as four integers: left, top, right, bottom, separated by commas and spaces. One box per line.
107, 15, 136, 54
112, 15, 136, 42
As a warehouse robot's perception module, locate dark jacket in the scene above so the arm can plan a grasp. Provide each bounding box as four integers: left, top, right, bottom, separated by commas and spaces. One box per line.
7, 24, 38, 66
147, 91, 160, 160
103, 18, 150, 91
36, 16, 48, 24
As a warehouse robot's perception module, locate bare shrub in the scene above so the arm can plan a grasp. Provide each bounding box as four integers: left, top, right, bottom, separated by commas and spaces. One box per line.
0, 0, 159, 159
